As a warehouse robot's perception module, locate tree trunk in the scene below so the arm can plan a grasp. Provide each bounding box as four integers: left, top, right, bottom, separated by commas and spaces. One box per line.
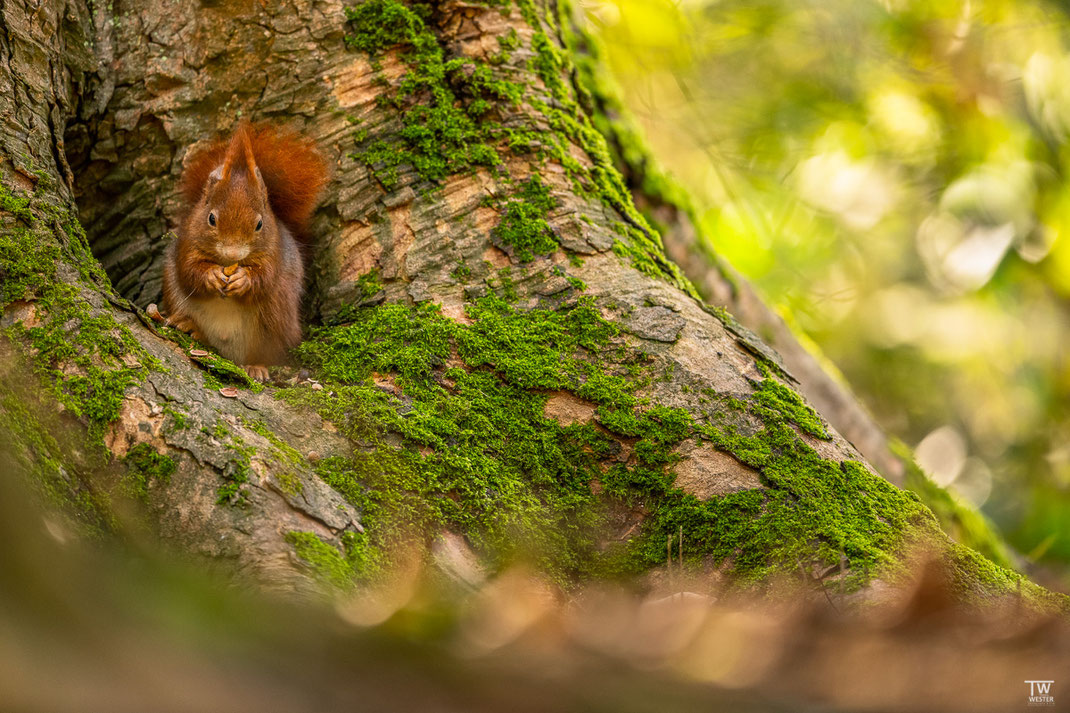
0, 0, 1056, 604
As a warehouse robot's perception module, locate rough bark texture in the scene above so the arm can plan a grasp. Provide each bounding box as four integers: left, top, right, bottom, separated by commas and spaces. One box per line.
0, 0, 1053, 604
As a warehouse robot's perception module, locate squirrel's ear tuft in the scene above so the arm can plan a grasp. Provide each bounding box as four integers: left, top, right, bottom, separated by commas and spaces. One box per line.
239, 128, 259, 177
221, 122, 258, 181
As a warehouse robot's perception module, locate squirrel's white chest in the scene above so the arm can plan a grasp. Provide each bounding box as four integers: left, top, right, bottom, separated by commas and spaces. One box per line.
189, 296, 257, 363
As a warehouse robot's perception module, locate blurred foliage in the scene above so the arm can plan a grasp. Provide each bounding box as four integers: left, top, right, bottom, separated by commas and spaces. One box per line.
583, 0, 1070, 577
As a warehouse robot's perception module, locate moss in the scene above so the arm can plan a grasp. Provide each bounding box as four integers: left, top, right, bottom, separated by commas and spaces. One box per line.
0, 177, 152, 524
0, 193, 59, 304
750, 362, 830, 440
493, 27, 520, 63
498, 27, 520, 52
342, 0, 428, 55
3, 267, 156, 448
940, 542, 1067, 612
165, 407, 191, 430
0, 181, 163, 454
566, 275, 587, 291
311, 455, 395, 576
513, 0, 540, 27
238, 419, 305, 497
682, 419, 932, 586
200, 355, 261, 390
0, 178, 111, 297
594, 388, 930, 589
290, 296, 634, 413
526, 90, 697, 294
279, 297, 647, 581
522, 7, 699, 295
284, 526, 380, 589
344, 0, 501, 187
340, 529, 380, 580
450, 60, 525, 108
357, 268, 383, 299
275, 470, 304, 497
244, 418, 305, 468
491, 266, 515, 301
278, 294, 947, 590
285, 531, 356, 590
122, 443, 176, 501
216, 429, 254, 506
531, 31, 568, 101
492, 175, 557, 261
0, 183, 34, 221
451, 261, 472, 282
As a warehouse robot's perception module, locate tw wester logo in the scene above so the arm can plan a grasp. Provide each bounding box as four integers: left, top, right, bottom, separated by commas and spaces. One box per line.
1025, 680, 1055, 707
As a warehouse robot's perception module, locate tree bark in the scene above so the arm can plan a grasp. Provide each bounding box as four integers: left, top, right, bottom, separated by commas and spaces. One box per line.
0, 0, 1054, 603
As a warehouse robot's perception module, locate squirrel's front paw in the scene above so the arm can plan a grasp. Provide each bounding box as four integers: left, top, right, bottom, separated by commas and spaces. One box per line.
205, 265, 228, 294
223, 267, 252, 297
244, 364, 270, 382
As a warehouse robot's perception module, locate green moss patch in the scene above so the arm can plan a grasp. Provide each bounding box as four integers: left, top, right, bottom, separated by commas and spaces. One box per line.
492, 175, 558, 261
1, 182, 159, 450
208, 423, 253, 506
281, 297, 637, 582
344, 0, 501, 187
123, 443, 176, 501
280, 295, 945, 591
285, 530, 379, 590
285, 531, 356, 590
750, 362, 830, 440
684, 422, 931, 585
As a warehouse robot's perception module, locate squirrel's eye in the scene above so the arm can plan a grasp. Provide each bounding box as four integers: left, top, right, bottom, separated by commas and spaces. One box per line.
255, 217, 263, 232
208, 212, 217, 227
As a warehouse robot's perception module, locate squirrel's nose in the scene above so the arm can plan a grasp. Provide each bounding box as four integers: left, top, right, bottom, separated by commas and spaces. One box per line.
216, 244, 250, 264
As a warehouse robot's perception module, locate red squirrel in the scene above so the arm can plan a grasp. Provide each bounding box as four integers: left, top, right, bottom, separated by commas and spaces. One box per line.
162, 123, 327, 382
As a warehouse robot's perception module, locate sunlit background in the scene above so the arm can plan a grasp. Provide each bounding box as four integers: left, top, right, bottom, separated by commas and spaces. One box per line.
583, 0, 1070, 582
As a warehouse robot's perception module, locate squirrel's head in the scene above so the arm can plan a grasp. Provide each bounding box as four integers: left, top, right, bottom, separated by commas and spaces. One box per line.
193, 126, 276, 265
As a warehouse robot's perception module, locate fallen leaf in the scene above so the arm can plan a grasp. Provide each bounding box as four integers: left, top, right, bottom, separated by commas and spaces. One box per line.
219, 387, 239, 398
